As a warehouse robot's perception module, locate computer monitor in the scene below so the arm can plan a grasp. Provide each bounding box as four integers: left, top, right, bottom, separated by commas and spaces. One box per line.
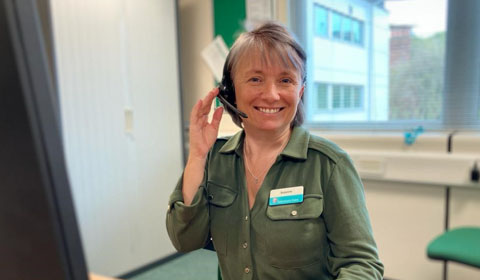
0, 0, 89, 279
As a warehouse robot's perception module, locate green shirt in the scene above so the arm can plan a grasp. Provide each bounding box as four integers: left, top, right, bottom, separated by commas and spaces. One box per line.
166, 126, 383, 279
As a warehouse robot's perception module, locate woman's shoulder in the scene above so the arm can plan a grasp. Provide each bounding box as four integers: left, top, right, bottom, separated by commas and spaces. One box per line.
306, 130, 350, 164
210, 130, 244, 154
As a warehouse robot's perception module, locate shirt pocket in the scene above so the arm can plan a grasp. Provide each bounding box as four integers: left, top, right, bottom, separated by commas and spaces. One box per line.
207, 181, 237, 256
265, 194, 326, 269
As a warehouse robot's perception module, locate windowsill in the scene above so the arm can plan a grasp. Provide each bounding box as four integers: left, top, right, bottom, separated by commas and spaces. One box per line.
217, 116, 480, 188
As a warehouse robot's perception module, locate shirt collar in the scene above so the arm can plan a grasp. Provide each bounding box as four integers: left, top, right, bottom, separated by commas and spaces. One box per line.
219, 126, 309, 160
219, 130, 244, 156
280, 126, 309, 160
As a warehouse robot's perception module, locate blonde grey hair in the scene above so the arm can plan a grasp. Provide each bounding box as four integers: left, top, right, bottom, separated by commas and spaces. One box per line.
224, 22, 306, 128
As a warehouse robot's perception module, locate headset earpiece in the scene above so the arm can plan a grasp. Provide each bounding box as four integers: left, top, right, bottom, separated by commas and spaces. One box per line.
217, 57, 248, 118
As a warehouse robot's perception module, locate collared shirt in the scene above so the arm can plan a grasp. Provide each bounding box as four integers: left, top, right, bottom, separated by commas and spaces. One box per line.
166, 126, 384, 280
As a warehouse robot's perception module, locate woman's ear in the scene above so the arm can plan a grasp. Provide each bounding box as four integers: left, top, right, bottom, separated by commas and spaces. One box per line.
299, 85, 305, 99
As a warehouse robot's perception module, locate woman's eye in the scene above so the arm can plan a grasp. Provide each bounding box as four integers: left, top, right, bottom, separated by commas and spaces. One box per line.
249, 77, 261, 82
281, 78, 293, 83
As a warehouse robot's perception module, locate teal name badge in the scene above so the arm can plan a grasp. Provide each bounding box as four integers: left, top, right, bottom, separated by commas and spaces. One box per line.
269, 186, 304, 206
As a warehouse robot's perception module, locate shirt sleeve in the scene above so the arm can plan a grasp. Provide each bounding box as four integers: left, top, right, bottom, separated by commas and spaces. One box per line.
165, 173, 210, 253
322, 154, 384, 279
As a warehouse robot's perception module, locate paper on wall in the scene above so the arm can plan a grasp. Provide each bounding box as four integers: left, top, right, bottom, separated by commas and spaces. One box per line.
201, 35, 229, 83
246, 0, 275, 22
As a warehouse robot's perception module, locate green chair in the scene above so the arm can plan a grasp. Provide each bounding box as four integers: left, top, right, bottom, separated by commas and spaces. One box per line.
427, 226, 480, 275
203, 240, 222, 279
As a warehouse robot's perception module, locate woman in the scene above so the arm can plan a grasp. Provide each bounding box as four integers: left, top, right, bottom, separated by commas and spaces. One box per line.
166, 22, 383, 279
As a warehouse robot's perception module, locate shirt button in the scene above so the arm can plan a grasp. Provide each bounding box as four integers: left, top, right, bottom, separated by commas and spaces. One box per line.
244, 267, 250, 274
242, 242, 248, 249
291, 210, 298, 216
245, 215, 249, 221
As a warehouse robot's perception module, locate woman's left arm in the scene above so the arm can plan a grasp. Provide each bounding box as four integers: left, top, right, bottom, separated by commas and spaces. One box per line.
323, 154, 384, 279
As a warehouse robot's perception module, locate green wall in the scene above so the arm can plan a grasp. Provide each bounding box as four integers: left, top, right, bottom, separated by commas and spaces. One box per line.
213, 0, 246, 48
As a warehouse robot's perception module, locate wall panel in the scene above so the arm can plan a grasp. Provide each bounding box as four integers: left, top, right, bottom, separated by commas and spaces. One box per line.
50, 0, 182, 276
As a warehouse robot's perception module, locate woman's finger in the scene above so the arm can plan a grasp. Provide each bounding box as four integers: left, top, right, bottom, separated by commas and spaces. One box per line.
190, 99, 203, 123
211, 106, 224, 129
199, 88, 219, 116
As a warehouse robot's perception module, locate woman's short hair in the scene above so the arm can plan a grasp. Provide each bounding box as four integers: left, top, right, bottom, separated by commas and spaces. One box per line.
223, 22, 307, 128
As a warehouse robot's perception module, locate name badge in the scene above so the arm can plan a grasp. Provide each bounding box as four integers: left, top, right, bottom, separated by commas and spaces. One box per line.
269, 186, 304, 206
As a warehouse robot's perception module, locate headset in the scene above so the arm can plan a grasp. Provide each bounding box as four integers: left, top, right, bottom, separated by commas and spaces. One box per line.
217, 55, 248, 119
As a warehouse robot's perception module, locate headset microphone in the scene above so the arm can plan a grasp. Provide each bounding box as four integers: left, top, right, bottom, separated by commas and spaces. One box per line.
217, 86, 248, 118
217, 55, 248, 119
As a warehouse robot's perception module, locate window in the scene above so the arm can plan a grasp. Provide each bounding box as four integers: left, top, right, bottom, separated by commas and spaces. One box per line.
316, 83, 328, 109
353, 86, 362, 108
322, 9, 363, 46
344, 86, 352, 108
331, 12, 342, 39
294, 0, 480, 129
332, 85, 341, 108
315, 83, 364, 111
342, 17, 352, 41
314, 5, 328, 37
352, 20, 363, 45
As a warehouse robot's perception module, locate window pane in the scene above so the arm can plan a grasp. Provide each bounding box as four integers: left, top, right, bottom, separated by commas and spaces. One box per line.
342, 16, 352, 42
353, 86, 362, 108
314, 5, 328, 37
332, 12, 342, 39
316, 83, 328, 109
352, 20, 363, 45
332, 85, 341, 108
307, 0, 448, 124
344, 86, 352, 108
388, 4, 445, 121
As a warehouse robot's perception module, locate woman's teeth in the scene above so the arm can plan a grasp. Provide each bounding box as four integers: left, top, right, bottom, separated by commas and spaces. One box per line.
258, 107, 280, 114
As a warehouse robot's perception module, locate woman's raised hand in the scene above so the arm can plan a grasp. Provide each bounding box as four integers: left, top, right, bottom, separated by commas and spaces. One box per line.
188, 88, 224, 161
183, 88, 223, 205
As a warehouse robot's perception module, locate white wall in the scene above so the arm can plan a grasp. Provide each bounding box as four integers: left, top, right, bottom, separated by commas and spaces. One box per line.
50, 0, 183, 276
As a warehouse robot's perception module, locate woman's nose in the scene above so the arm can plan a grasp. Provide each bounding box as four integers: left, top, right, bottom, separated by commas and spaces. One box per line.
262, 81, 280, 101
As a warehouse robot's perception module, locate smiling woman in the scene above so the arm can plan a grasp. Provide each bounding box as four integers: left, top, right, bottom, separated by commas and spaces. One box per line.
223, 23, 306, 129
166, 22, 384, 280
233, 51, 303, 132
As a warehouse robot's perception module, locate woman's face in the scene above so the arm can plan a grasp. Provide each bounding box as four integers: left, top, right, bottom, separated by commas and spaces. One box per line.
233, 51, 304, 134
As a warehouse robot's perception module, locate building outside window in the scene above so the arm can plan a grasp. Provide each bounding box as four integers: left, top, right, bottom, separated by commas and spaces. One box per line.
314, 5, 328, 37
331, 11, 342, 39
315, 83, 363, 111
315, 4, 364, 46
316, 83, 328, 109
300, 0, 473, 128
308, 0, 385, 123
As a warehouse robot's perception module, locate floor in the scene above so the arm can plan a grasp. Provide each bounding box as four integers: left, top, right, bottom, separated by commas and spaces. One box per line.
127, 249, 218, 280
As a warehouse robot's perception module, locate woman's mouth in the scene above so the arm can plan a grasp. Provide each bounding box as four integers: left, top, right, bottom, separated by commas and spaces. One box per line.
255, 107, 283, 114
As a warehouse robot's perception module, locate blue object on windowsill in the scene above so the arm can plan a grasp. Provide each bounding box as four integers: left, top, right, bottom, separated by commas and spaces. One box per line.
404, 126, 424, 145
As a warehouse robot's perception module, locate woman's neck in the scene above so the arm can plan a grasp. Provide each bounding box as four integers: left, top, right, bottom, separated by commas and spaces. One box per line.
243, 126, 292, 157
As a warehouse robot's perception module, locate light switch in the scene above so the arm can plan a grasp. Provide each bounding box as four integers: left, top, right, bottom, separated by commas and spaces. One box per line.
124, 108, 133, 134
